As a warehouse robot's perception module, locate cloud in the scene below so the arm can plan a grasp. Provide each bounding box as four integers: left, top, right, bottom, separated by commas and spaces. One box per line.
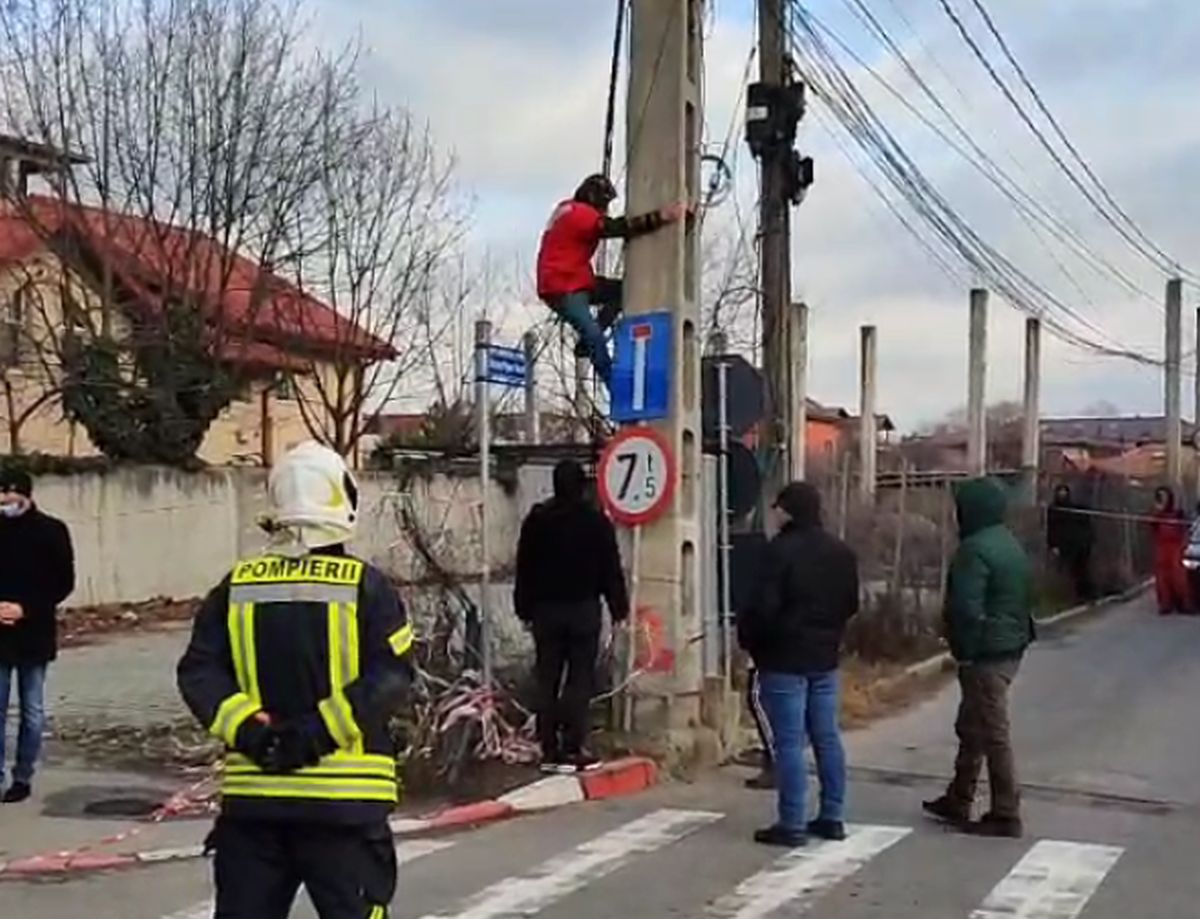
313, 0, 1200, 429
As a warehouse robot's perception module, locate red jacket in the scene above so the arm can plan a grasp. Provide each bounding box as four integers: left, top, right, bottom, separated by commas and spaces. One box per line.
536, 200, 604, 300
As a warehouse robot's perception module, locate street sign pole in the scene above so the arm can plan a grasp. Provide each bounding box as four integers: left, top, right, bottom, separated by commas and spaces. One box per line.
474, 319, 493, 688
717, 356, 733, 694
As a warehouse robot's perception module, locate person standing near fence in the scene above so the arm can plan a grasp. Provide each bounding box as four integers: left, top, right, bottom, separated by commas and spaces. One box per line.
924, 477, 1033, 838
1047, 484, 1094, 602
0, 466, 74, 805
1151, 486, 1191, 615
515, 459, 629, 773
738, 482, 859, 848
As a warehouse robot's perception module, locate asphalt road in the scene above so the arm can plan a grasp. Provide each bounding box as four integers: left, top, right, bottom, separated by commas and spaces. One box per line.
5, 591, 1200, 919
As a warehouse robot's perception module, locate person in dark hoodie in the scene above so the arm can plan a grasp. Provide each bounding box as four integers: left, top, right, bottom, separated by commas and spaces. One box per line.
515, 459, 629, 772
536, 174, 686, 386
924, 478, 1033, 838
1046, 483, 1094, 602
0, 466, 75, 804
738, 482, 859, 848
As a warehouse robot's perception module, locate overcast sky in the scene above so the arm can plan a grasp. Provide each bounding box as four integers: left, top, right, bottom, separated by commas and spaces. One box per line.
314, 0, 1200, 430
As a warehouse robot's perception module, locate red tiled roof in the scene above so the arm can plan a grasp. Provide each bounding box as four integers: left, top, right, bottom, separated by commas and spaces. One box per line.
0, 195, 395, 362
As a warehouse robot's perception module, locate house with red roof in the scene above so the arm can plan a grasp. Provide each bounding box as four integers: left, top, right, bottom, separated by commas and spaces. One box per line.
0, 136, 394, 465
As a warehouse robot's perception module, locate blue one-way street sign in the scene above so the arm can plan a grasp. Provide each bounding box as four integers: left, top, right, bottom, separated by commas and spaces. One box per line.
610, 311, 672, 423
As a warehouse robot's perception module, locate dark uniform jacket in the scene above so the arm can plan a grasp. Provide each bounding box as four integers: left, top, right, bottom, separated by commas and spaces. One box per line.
0, 506, 75, 666
177, 548, 413, 824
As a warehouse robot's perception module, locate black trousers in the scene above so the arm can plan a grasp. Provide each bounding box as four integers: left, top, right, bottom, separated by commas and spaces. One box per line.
533, 605, 601, 758
210, 817, 397, 919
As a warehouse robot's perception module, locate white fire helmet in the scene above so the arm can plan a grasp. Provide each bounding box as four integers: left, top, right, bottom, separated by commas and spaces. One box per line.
267, 441, 360, 549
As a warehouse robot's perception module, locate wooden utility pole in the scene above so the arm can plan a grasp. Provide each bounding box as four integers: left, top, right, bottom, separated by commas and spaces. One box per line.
859, 325, 878, 501
1021, 318, 1041, 504
789, 301, 808, 481
967, 289, 988, 477
1165, 278, 1183, 491
758, 0, 793, 497
623, 0, 705, 738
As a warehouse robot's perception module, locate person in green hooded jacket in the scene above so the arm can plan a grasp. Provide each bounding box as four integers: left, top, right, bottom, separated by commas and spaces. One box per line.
923, 477, 1034, 838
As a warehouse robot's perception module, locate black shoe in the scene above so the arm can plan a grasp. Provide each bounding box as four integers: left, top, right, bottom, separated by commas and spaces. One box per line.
967, 813, 1023, 838
743, 770, 776, 790
754, 825, 807, 848
806, 818, 847, 841
922, 796, 970, 825
2, 781, 31, 804
568, 751, 602, 773
573, 340, 590, 358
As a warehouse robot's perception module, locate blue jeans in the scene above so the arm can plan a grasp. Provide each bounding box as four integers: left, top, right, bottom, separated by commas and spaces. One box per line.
758, 670, 846, 832
0, 664, 47, 783
553, 288, 618, 385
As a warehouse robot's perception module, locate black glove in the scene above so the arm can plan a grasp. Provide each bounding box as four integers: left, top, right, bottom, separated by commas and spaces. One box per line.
265, 723, 323, 774
234, 719, 279, 771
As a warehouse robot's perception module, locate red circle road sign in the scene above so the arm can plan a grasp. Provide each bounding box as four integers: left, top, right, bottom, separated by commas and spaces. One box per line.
597, 427, 677, 527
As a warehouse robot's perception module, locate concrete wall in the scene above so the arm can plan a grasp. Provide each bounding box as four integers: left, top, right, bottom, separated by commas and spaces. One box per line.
34, 462, 548, 608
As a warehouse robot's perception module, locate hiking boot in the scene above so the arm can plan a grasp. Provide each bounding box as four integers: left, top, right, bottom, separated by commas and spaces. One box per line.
806, 819, 847, 841
2, 781, 31, 804
754, 825, 807, 848
967, 813, 1023, 838
743, 770, 776, 790
922, 795, 970, 825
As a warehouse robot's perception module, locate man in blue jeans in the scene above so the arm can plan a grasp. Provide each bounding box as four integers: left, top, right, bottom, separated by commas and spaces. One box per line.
738, 482, 859, 847
0, 467, 75, 803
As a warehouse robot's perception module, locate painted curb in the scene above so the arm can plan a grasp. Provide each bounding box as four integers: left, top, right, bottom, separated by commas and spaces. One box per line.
0, 757, 659, 880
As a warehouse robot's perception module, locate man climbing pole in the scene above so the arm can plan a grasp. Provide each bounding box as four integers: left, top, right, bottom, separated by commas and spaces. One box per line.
536, 173, 686, 387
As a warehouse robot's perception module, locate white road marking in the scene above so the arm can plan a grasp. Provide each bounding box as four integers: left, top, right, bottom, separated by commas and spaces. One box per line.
705, 824, 911, 918
971, 839, 1124, 919
419, 808, 722, 919
162, 838, 455, 919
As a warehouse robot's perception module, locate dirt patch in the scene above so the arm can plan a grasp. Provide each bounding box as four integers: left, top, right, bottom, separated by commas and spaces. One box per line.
60, 598, 197, 648
840, 655, 953, 730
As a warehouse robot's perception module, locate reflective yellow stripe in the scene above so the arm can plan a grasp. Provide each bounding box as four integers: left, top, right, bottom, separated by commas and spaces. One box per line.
388, 622, 414, 657
222, 775, 397, 802
228, 603, 247, 691
227, 603, 260, 704
369, 907, 387, 919
321, 602, 364, 754
226, 750, 395, 774
210, 693, 259, 747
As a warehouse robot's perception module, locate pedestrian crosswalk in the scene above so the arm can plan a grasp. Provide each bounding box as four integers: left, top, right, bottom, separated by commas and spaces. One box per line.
158, 808, 1129, 919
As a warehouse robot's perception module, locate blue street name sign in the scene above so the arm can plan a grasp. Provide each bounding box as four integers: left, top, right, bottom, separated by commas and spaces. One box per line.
481, 344, 527, 388
610, 311, 672, 423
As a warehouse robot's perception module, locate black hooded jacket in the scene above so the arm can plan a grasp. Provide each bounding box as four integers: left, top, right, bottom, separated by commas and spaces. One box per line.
737, 486, 859, 674
1047, 487, 1093, 559
0, 505, 75, 665
514, 496, 629, 626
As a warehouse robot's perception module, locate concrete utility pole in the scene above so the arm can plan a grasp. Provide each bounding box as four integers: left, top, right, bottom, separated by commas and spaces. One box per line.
758, 0, 793, 497
523, 331, 540, 444
789, 301, 808, 481
1165, 277, 1183, 491
967, 288, 988, 477
859, 325, 878, 501
623, 0, 706, 747
1021, 318, 1041, 504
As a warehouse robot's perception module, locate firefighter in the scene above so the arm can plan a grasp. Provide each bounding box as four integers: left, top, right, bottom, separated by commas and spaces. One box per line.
177, 441, 413, 919
536, 173, 686, 386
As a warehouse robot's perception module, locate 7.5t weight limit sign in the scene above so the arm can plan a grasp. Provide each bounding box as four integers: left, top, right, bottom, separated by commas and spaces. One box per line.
597, 428, 677, 527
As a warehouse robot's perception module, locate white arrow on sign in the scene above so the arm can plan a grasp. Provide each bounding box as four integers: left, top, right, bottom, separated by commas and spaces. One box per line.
631, 322, 652, 413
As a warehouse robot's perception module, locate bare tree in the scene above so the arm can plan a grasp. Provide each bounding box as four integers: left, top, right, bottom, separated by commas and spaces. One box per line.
281, 108, 468, 455
0, 0, 373, 463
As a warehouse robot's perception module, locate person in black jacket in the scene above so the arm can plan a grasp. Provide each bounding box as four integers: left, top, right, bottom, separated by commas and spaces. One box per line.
515, 459, 629, 772
1046, 484, 1094, 602
738, 482, 859, 848
178, 442, 412, 919
0, 466, 74, 804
